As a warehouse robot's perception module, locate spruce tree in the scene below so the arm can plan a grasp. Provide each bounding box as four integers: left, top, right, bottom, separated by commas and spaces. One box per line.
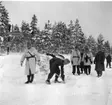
73, 19, 86, 50
30, 14, 39, 38
104, 40, 111, 54
87, 35, 97, 56
0, 1, 10, 36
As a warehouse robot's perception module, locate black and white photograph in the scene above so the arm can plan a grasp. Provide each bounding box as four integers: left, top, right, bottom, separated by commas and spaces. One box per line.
0, 0, 112, 105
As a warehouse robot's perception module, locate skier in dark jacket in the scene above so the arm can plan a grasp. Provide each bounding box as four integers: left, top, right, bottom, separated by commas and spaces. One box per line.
106, 53, 111, 68
46, 53, 70, 84
94, 46, 105, 77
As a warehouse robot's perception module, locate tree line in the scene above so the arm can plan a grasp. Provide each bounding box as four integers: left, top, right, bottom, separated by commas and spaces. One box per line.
0, 1, 112, 56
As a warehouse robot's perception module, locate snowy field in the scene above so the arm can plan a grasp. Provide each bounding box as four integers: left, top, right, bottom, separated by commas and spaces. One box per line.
0, 53, 112, 105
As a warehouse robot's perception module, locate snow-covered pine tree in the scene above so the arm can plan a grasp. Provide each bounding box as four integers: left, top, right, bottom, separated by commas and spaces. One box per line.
87, 35, 97, 56
73, 19, 86, 51
0, 1, 9, 35
30, 14, 40, 48
104, 41, 111, 54
0, 1, 10, 51
51, 21, 69, 53
30, 14, 39, 38
67, 20, 75, 53
41, 20, 52, 53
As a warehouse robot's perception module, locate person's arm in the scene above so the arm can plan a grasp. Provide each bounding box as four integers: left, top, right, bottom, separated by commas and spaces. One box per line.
20, 53, 26, 66
94, 55, 97, 64
103, 52, 105, 62
57, 54, 65, 59
46, 53, 56, 58
34, 48, 41, 64
70, 50, 73, 64
90, 52, 93, 64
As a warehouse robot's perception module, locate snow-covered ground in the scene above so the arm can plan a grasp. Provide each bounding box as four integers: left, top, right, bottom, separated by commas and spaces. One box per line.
0, 53, 112, 105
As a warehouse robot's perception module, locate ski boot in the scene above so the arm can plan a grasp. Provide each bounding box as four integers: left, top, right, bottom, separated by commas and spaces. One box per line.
25, 75, 30, 84
30, 74, 34, 83
46, 80, 51, 84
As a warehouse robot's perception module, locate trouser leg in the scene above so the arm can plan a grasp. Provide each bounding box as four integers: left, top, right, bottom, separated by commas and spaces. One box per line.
47, 71, 55, 81
109, 62, 111, 68
55, 68, 60, 82
72, 65, 76, 75
77, 65, 80, 75
106, 62, 108, 68
30, 74, 34, 83
25, 68, 32, 84
81, 67, 83, 73
84, 66, 88, 75
60, 66, 65, 81
25, 75, 30, 84
88, 65, 91, 75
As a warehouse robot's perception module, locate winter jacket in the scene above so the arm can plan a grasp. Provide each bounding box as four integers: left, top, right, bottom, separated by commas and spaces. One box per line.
94, 51, 105, 71
83, 52, 93, 66
106, 55, 111, 62
71, 49, 81, 65
21, 47, 40, 75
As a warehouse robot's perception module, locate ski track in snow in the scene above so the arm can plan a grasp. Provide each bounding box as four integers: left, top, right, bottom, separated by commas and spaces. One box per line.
0, 53, 112, 105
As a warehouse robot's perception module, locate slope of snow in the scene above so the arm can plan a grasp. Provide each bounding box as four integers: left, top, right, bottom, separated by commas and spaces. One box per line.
0, 53, 112, 105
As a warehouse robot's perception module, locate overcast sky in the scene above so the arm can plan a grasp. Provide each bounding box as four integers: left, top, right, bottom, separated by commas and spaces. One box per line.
2, 1, 112, 44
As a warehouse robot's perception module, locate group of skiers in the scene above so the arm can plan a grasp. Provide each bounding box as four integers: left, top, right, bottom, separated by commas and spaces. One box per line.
20, 41, 112, 84
70, 45, 93, 76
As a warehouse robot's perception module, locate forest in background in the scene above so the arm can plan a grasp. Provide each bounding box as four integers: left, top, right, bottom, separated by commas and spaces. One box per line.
0, 1, 111, 56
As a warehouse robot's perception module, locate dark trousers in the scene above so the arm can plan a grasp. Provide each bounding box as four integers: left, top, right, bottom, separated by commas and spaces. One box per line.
48, 58, 65, 81
80, 62, 84, 73
27, 69, 34, 82
80, 67, 84, 73
106, 62, 111, 68
47, 67, 60, 81
84, 65, 91, 75
72, 65, 80, 75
